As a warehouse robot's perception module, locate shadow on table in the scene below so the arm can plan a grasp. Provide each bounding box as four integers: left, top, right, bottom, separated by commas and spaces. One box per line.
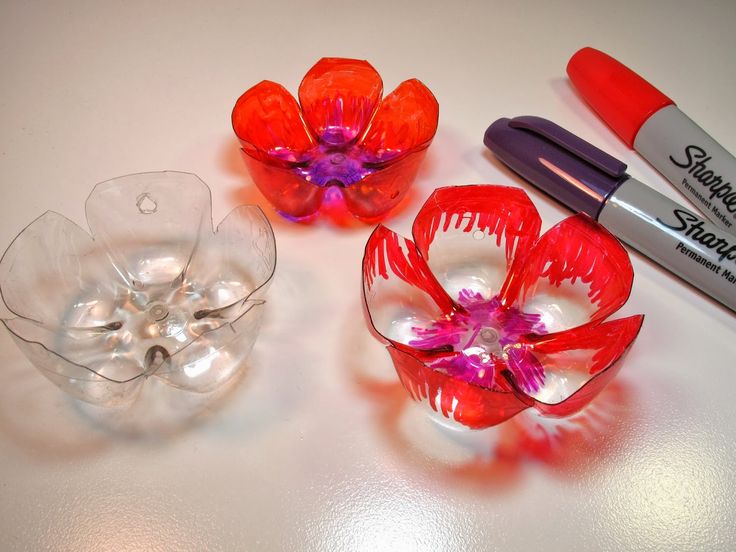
341, 300, 639, 494
0, 340, 253, 461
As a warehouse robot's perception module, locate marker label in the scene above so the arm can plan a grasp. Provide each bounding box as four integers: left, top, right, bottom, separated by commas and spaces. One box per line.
634, 105, 736, 233
599, 178, 736, 310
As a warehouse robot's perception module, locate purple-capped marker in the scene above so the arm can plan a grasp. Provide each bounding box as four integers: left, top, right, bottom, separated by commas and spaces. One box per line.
484, 116, 736, 312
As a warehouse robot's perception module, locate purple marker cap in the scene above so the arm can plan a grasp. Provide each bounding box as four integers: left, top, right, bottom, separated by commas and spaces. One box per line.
483, 116, 630, 219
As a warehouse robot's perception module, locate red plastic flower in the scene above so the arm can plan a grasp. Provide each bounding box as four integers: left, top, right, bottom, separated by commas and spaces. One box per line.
232, 58, 439, 221
362, 185, 643, 429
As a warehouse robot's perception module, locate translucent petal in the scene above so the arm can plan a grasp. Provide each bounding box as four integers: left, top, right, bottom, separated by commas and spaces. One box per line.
360, 79, 439, 163
156, 300, 265, 392
241, 151, 325, 219
412, 185, 542, 301
500, 213, 633, 333
208, 205, 275, 301
522, 315, 644, 417
86, 171, 212, 288
0, 211, 120, 327
150, 205, 276, 391
299, 58, 383, 146
3, 318, 144, 405
232, 80, 315, 162
341, 149, 425, 221
184, 204, 276, 317
388, 346, 532, 429
363, 225, 457, 347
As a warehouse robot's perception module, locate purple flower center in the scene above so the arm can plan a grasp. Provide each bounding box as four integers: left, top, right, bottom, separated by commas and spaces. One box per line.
269, 142, 395, 188
299, 146, 373, 187
409, 289, 547, 394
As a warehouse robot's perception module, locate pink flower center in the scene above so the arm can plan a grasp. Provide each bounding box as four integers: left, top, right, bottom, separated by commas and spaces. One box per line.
409, 289, 547, 394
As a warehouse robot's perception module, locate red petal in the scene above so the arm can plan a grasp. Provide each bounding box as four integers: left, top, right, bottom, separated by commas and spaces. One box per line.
363, 225, 457, 347
360, 79, 438, 162
388, 346, 532, 429
241, 151, 325, 218
523, 315, 644, 417
342, 149, 425, 221
232, 80, 315, 162
298, 58, 383, 146
412, 185, 541, 300
500, 213, 634, 330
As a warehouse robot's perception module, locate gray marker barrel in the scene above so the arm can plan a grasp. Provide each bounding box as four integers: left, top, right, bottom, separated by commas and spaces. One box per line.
599, 177, 736, 311
634, 105, 736, 235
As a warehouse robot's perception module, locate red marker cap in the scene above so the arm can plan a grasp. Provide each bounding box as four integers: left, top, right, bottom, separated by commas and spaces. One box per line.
567, 47, 674, 148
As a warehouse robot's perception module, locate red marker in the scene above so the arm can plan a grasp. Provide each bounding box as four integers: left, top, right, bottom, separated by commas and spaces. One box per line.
568, 47, 736, 236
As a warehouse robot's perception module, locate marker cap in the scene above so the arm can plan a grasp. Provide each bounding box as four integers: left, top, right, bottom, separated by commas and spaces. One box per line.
483, 116, 629, 218
567, 47, 674, 148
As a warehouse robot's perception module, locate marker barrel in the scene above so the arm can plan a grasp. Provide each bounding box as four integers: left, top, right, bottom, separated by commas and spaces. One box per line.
600, 177, 736, 311
635, 105, 736, 235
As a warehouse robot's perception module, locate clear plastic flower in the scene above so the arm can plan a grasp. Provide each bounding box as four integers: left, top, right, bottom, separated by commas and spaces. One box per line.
0, 172, 276, 406
362, 185, 643, 429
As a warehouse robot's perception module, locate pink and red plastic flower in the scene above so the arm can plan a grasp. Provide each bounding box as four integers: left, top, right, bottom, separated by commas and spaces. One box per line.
362, 185, 643, 429
232, 58, 439, 221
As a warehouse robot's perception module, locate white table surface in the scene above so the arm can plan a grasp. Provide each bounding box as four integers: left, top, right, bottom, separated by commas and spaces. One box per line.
1, 1, 735, 550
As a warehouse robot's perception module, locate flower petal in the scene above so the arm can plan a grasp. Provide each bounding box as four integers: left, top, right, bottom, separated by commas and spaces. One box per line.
86, 172, 212, 288
232, 80, 315, 163
411, 185, 542, 301
156, 300, 265, 392
298, 58, 383, 146
359, 79, 439, 163
499, 213, 634, 332
210, 205, 276, 302
341, 149, 425, 221
241, 151, 326, 218
388, 346, 532, 429
363, 225, 457, 347
3, 317, 144, 405
184, 204, 276, 318
521, 315, 644, 417
0, 211, 120, 327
